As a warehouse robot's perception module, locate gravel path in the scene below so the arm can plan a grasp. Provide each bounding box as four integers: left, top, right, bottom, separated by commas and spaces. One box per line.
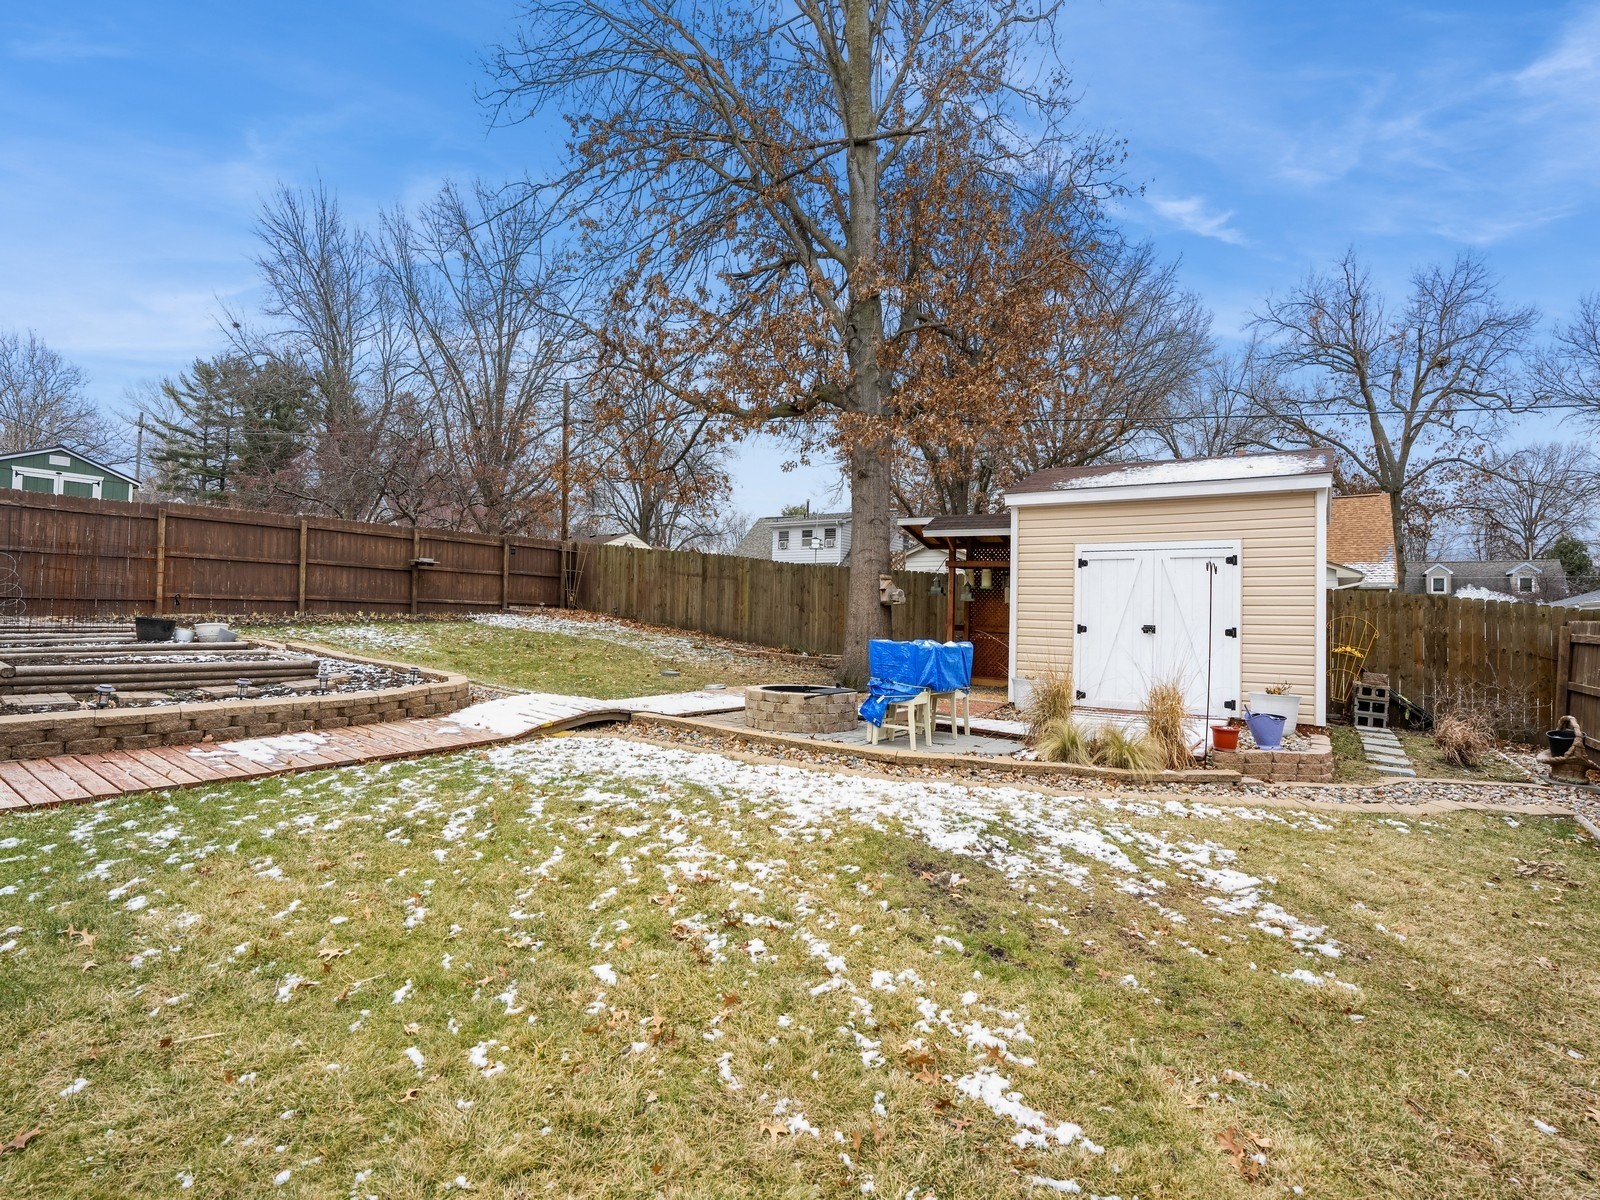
620, 720, 1592, 815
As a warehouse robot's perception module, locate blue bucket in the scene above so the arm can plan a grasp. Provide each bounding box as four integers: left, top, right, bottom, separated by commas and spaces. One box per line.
1246, 710, 1286, 750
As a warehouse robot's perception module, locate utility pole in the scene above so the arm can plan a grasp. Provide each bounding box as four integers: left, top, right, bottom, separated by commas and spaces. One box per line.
133, 413, 146, 496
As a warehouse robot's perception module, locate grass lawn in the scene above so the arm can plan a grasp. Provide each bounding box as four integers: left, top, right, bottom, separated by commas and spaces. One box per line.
2, 735, 1597, 1197
250, 617, 833, 698
1329, 724, 1531, 786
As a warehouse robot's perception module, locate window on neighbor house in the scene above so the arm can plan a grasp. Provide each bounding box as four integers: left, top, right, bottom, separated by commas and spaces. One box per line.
777, 530, 790, 550
801, 528, 815, 547
1430, 575, 1446, 593
823, 527, 837, 548
1518, 575, 1535, 593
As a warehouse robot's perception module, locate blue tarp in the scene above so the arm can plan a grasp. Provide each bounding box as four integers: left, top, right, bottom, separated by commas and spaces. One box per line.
858, 639, 975, 726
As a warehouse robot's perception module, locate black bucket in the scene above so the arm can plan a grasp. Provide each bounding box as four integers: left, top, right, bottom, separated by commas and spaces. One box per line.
1547, 729, 1577, 758
134, 616, 177, 642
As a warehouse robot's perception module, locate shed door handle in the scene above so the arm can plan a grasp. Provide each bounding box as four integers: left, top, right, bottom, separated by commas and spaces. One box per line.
1141, 624, 1156, 634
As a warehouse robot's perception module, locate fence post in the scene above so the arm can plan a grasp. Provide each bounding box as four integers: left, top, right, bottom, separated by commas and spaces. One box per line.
410, 527, 421, 617
501, 538, 511, 610
153, 507, 167, 612
297, 518, 308, 614
1556, 622, 1572, 721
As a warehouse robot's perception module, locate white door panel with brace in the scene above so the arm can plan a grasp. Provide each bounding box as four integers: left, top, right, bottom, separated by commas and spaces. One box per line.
1073, 541, 1241, 718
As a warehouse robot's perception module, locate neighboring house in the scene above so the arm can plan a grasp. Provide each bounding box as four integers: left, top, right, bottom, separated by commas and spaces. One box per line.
573, 531, 652, 550
1326, 492, 1397, 589
1405, 559, 1570, 602
734, 510, 853, 564
1005, 448, 1333, 724
0, 446, 138, 502
1552, 587, 1600, 610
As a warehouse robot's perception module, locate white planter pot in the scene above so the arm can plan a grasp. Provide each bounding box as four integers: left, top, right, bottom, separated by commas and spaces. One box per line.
1248, 691, 1302, 735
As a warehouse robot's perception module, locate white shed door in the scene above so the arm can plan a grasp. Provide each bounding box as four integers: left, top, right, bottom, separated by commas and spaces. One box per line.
1075, 542, 1241, 718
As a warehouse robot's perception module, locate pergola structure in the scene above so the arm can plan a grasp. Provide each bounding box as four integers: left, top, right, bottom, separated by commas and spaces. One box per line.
898, 514, 1012, 685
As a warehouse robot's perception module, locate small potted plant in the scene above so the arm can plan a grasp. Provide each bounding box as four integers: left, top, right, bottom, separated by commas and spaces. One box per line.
1247, 682, 1302, 735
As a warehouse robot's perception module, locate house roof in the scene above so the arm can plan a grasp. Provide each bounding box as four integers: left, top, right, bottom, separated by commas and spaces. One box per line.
0, 444, 140, 486
1404, 558, 1570, 599
733, 512, 853, 560
1006, 448, 1331, 497
1551, 587, 1600, 609
1327, 492, 1396, 587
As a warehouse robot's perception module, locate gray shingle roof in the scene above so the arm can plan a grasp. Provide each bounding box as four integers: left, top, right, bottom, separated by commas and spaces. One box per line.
1404, 558, 1570, 600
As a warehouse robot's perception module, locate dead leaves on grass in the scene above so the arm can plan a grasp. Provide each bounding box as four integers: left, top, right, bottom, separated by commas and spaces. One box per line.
1, 1127, 42, 1156
1217, 1125, 1272, 1180
60, 925, 95, 949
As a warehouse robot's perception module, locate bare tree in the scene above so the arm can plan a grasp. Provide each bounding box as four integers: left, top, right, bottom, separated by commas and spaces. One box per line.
1542, 292, 1600, 430
890, 231, 1208, 514
381, 181, 579, 535
242, 183, 434, 520
580, 372, 734, 549
1156, 346, 1272, 461
1249, 251, 1537, 582
1454, 442, 1598, 561
491, 0, 1082, 684
0, 330, 114, 457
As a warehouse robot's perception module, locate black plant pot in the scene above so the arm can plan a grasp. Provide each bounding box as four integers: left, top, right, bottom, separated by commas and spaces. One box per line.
1547, 729, 1577, 758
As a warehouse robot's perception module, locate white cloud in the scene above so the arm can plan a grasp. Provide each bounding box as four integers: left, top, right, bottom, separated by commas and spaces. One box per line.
1146, 194, 1245, 244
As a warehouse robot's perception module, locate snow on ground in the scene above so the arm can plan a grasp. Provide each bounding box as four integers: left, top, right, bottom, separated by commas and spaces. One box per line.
274, 623, 427, 653
0, 733, 1355, 1195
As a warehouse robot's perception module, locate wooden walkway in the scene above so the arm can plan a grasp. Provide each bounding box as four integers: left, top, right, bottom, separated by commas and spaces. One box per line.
0, 690, 744, 814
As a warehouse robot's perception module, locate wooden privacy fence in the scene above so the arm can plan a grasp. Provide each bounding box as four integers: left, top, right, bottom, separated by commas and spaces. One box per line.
0, 491, 561, 617
573, 543, 943, 657
1556, 621, 1600, 766
1328, 589, 1587, 740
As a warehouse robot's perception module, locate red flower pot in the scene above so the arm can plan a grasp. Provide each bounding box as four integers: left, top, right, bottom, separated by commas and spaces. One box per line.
1211, 725, 1239, 751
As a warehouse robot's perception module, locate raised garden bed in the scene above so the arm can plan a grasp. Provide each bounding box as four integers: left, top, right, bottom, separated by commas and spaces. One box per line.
0, 628, 470, 762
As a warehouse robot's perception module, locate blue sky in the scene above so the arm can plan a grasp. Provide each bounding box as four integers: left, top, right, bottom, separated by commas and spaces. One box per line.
3, 1, 1598, 518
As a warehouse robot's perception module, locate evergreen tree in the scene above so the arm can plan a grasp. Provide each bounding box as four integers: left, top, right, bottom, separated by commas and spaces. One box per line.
151, 356, 312, 506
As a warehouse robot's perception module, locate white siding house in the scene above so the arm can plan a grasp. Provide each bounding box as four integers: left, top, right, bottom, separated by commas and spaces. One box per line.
735, 511, 854, 564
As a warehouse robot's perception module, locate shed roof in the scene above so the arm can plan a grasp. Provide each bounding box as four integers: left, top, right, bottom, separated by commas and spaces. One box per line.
0, 444, 140, 486
1007, 448, 1331, 497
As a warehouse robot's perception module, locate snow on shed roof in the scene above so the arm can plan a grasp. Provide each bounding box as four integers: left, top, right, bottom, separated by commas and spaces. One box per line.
1007, 448, 1331, 496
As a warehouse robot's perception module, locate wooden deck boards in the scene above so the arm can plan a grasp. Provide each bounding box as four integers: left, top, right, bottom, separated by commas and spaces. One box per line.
0, 691, 746, 814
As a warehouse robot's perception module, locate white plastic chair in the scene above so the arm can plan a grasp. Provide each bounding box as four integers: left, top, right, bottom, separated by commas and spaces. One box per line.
930, 689, 971, 739
868, 691, 933, 750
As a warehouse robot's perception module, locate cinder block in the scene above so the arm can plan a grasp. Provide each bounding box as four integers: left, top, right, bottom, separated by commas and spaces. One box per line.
244, 723, 285, 738
284, 720, 315, 734
63, 737, 117, 755
14, 740, 64, 758
116, 734, 161, 750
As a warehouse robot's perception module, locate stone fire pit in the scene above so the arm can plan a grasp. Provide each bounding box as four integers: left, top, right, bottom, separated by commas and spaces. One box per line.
744, 684, 860, 734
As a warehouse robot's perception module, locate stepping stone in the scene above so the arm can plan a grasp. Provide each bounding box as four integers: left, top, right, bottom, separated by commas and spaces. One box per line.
1372, 764, 1416, 776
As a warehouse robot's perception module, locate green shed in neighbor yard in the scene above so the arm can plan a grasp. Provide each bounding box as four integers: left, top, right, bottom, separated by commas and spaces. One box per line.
0, 445, 139, 502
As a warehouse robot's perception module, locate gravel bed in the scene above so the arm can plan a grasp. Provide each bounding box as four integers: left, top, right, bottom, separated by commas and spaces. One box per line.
617, 721, 1593, 812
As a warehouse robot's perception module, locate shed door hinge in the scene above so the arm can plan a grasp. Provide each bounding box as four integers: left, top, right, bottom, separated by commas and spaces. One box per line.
1075, 690, 1086, 700
1077, 558, 1088, 568
1222, 699, 1237, 710
1076, 624, 1087, 633
1225, 554, 1238, 565
1224, 627, 1238, 638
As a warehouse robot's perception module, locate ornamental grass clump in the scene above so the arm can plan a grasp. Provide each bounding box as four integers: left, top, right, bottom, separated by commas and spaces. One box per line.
1142, 679, 1193, 770
1036, 717, 1094, 766
1024, 669, 1076, 745
1433, 710, 1495, 768
1093, 726, 1162, 775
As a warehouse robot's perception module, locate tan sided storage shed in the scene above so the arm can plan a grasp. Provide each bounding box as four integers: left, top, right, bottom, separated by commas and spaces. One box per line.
1004, 449, 1332, 726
